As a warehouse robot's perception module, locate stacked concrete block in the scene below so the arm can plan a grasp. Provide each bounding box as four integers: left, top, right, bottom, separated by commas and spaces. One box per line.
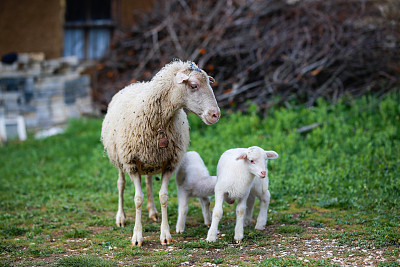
0, 53, 95, 141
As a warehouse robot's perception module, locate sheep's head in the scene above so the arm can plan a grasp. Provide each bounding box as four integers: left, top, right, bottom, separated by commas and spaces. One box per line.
236, 146, 279, 178
174, 62, 220, 125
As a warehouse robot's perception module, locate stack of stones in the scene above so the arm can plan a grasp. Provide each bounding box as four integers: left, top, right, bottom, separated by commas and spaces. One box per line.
0, 53, 94, 141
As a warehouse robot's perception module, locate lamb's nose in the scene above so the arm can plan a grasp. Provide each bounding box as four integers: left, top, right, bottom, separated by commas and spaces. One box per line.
260, 171, 266, 178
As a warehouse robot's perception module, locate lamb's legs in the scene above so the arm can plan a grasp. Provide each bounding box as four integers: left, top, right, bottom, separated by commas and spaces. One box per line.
234, 197, 248, 243
255, 190, 271, 230
116, 168, 126, 227
176, 189, 189, 233
145, 175, 158, 222
206, 193, 224, 242
159, 171, 173, 245
129, 172, 144, 246
200, 197, 211, 226
244, 193, 256, 227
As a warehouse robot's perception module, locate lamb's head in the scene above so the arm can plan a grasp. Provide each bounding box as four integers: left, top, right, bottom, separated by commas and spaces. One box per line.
174, 62, 220, 125
236, 146, 279, 178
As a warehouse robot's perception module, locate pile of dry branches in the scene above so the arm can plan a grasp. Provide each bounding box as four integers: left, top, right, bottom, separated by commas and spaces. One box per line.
93, 0, 400, 112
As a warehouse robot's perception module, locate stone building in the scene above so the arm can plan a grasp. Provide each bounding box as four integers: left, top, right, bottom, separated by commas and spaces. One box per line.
0, 0, 153, 59
0, 0, 153, 141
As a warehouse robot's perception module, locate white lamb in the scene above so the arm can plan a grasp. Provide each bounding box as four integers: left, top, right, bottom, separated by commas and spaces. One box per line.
175, 151, 235, 233
206, 146, 278, 243
244, 172, 274, 231
175, 151, 215, 233
101, 60, 220, 246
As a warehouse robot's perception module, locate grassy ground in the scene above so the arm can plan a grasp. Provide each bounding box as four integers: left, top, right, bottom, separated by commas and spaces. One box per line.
0, 93, 399, 266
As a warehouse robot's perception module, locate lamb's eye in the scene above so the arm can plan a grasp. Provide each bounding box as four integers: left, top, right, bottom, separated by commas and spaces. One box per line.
190, 84, 198, 90
250, 160, 255, 164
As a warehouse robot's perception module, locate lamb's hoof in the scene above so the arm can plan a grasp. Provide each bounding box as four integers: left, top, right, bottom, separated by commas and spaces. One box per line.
176, 229, 184, 234
206, 235, 217, 242
235, 239, 242, 244
160, 238, 172, 246
254, 225, 265, 231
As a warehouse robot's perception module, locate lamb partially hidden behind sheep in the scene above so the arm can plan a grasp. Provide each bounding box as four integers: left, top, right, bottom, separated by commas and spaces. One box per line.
175, 151, 217, 233
206, 146, 278, 243
101, 60, 220, 246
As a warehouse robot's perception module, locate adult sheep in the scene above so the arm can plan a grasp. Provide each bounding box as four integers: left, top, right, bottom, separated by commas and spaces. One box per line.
101, 60, 220, 246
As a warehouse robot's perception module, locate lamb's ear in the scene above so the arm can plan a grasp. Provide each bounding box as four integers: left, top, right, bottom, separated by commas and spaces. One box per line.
175, 72, 189, 84
236, 153, 247, 160
265, 151, 279, 159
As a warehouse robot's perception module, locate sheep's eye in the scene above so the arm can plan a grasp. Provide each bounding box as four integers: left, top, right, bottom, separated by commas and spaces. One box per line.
250, 160, 255, 164
190, 84, 198, 90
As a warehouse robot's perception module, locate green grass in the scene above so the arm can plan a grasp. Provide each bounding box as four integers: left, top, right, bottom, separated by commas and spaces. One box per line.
55, 255, 117, 267
0, 92, 399, 265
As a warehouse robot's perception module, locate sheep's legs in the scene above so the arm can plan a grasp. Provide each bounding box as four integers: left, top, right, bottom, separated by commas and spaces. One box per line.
129, 172, 144, 246
206, 193, 224, 242
116, 169, 126, 227
145, 175, 158, 222
244, 193, 256, 227
200, 197, 211, 226
159, 171, 173, 245
176, 190, 189, 233
234, 197, 248, 243
255, 190, 271, 230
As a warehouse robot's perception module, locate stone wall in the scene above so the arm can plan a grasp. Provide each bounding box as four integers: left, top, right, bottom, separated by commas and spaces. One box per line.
0, 0, 154, 59
0, 53, 94, 132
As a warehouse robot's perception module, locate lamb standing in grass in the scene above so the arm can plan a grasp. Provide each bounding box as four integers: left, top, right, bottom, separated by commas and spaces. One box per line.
175, 151, 216, 233
101, 60, 220, 246
206, 146, 278, 243
244, 155, 278, 231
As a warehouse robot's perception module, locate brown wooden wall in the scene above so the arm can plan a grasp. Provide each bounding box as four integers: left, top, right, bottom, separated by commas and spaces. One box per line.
0, 0, 153, 59
0, 0, 65, 59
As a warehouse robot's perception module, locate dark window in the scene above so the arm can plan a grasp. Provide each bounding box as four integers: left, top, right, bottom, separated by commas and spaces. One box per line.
64, 0, 114, 60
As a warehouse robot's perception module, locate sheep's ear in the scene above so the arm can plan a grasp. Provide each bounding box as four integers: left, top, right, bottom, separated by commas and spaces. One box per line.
236, 153, 247, 160
265, 151, 279, 159
175, 72, 189, 84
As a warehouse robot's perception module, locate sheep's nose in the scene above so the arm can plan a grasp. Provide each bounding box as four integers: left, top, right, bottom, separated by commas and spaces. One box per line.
208, 109, 221, 124
260, 171, 266, 178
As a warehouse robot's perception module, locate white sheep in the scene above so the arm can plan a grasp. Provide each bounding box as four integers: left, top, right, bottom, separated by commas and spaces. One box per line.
101, 60, 220, 246
206, 146, 278, 243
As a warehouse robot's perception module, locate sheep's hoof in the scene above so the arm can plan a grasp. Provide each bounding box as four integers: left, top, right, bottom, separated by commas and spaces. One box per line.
115, 218, 126, 227
116, 211, 126, 227
132, 232, 143, 247
235, 239, 242, 244
132, 240, 143, 247
160, 238, 172, 246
